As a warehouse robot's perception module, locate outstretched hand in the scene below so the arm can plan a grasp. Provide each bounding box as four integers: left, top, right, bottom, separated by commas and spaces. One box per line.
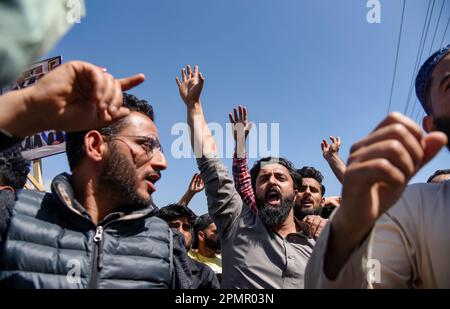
334, 113, 447, 243
26, 61, 145, 134
229, 105, 253, 142
321, 136, 341, 160
188, 173, 205, 194
175, 65, 204, 106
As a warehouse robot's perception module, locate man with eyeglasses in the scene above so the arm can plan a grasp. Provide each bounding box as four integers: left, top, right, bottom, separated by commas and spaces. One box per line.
157, 204, 220, 289
0, 93, 195, 288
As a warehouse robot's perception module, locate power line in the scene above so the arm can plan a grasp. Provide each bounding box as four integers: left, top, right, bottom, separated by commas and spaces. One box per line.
408, 0, 436, 118
403, 1, 433, 115
439, 6, 450, 47
428, 0, 446, 54
386, 0, 406, 114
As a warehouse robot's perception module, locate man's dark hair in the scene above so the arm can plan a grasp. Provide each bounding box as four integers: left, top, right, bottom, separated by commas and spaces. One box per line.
66, 93, 154, 170
427, 169, 450, 183
157, 203, 197, 225
297, 166, 326, 196
250, 157, 301, 191
192, 213, 214, 249
0, 144, 30, 190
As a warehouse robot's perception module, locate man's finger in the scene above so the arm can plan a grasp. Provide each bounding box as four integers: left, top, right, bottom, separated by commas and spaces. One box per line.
176, 76, 181, 87
182, 68, 187, 82
373, 112, 423, 141
238, 106, 243, 121
112, 106, 130, 120
229, 113, 235, 123
101, 73, 115, 113
187, 65, 192, 78
247, 121, 253, 132
345, 158, 407, 193
119, 73, 145, 91
234, 108, 238, 122
350, 124, 425, 168
108, 79, 123, 116
194, 65, 199, 78
83, 63, 107, 107
348, 139, 418, 180
420, 132, 447, 169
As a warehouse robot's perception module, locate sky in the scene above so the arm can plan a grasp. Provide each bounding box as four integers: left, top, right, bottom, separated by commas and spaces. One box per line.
39, 0, 450, 216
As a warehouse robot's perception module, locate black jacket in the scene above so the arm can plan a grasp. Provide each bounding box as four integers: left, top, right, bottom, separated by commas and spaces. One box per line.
0, 173, 201, 288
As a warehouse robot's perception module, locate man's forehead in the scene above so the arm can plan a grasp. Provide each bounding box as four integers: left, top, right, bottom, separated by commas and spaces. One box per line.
120, 112, 158, 135
206, 222, 217, 230
432, 53, 450, 80
169, 217, 189, 223
259, 163, 290, 174
302, 177, 321, 188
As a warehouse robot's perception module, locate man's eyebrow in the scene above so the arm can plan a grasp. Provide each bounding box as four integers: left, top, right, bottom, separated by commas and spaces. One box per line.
259, 170, 286, 175
439, 73, 450, 89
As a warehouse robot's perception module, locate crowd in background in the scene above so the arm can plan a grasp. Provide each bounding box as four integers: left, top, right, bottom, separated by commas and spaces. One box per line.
0, 0, 449, 289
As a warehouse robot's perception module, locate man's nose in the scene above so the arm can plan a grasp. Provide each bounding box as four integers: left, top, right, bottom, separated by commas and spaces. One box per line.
268, 174, 278, 185
151, 150, 168, 171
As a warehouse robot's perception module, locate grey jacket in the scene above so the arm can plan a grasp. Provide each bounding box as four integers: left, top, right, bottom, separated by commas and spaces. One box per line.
198, 155, 315, 289
0, 173, 196, 288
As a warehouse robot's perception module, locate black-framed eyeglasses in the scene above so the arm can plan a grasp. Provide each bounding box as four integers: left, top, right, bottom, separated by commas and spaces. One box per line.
169, 222, 192, 232
104, 134, 163, 160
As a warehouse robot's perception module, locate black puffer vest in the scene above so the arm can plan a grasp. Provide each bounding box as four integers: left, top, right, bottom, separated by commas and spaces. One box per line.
0, 173, 174, 288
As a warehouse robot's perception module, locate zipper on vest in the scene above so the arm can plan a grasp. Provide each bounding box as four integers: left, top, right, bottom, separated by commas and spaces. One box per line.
89, 225, 104, 289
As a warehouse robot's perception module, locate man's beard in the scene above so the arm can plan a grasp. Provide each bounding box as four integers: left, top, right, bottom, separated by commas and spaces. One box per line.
295, 203, 322, 220
205, 235, 221, 251
99, 144, 151, 210
434, 116, 450, 151
256, 193, 295, 228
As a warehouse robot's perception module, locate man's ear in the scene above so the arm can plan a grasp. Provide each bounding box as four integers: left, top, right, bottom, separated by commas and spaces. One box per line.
84, 131, 108, 163
321, 197, 325, 206
423, 115, 436, 133
198, 231, 205, 243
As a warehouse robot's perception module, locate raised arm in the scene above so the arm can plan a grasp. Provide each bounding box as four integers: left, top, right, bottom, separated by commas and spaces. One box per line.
322, 113, 447, 280
178, 173, 205, 207
0, 61, 145, 140
321, 136, 346, 184
175, 65, 245, 238
229, 106, 256, 212
175, 65, 216, 157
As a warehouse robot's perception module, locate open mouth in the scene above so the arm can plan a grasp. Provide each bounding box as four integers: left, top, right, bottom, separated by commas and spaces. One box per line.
144, 174, 160, 193
301, 198, 314, 208
265, 187, 281, 206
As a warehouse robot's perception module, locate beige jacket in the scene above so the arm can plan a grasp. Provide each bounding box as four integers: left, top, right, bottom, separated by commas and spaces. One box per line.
305, 180, 450, 288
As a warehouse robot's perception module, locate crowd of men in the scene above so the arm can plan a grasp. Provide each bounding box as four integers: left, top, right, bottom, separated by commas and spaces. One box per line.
0, 1, 449, 289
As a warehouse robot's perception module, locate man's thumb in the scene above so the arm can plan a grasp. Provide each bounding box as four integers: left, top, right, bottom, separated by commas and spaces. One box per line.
421, 132, 448, 168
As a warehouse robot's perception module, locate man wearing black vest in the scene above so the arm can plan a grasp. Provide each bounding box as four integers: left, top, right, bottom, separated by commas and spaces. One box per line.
0, 93, 194, 288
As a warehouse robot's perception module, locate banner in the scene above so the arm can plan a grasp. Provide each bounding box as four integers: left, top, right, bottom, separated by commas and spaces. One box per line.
20, 130, 66, 161
1, 56, 67, 160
